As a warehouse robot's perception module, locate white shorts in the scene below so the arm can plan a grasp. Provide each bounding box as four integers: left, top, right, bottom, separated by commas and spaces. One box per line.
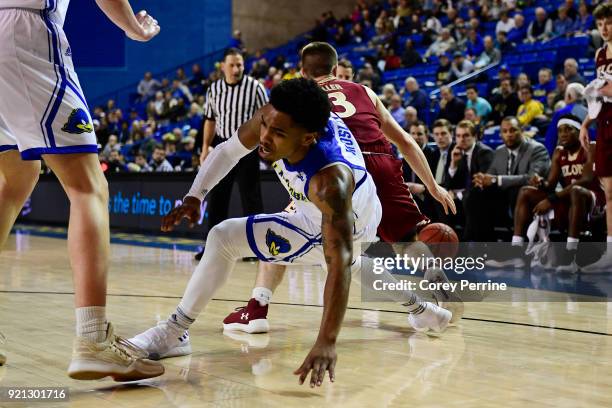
0, 8, 97, 160
245, 210, 379, 267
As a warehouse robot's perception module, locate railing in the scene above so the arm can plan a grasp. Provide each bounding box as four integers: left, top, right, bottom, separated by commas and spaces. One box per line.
429, 61, 500, 98
90, 47, 228, 108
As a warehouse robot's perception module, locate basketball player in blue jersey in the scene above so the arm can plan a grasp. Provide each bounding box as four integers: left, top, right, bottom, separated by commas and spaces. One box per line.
130, 79, 454, 387
0, 0, 163, 380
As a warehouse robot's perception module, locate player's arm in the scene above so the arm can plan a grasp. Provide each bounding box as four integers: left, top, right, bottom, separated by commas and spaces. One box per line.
294, 165, 354, 387
95, 0, 160, 41
363, 86, 456, 214
161, 106, 263, 231
541, 148, 562, 191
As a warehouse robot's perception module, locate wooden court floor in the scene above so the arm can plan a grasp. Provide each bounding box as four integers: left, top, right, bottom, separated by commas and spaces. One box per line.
0, 233, 611, 408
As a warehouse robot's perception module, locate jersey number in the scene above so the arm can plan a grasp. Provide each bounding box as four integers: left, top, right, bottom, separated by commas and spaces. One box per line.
328, 92, 356, 118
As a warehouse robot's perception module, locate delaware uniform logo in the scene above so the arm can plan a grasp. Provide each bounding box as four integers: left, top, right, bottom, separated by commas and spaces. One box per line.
62, 108, 93, 134
266, 229, 291, 256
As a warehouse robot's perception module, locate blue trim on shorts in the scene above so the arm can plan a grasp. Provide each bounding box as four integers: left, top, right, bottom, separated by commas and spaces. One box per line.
0, 145, 18, 153
40, 10, 60, 148
20, 144, 98, 161
245, 214, 323, 263
246, 216, 274, 261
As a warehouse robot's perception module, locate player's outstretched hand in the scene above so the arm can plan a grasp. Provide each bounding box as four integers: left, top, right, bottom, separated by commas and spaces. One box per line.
294, 341, 337, 387
429, 184, 457, 215
161, 196, 201, 232
127, 10, 160, 42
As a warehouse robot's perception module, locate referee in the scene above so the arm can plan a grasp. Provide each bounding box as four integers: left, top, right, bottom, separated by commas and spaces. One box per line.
195, 48, 268, 259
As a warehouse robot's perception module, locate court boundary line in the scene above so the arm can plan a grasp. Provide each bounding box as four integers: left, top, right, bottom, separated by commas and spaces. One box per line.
1, 289, 610, 337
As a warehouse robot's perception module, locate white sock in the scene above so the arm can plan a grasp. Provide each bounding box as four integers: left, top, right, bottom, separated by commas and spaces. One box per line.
76, 306, 107, 343
512, 235, 524, 246
566, 237, 579, 251
252, 287, 272, 306
607, 236, 612, 243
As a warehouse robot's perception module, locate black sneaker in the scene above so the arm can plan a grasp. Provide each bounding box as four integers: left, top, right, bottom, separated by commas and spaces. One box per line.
486, 244, 527, 268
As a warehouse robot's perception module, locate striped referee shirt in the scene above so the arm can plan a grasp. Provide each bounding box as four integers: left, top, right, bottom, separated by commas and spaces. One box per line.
204, 75, 268, 140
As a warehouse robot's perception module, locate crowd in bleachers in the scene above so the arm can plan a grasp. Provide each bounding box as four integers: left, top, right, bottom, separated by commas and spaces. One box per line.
87, 0, 607, 240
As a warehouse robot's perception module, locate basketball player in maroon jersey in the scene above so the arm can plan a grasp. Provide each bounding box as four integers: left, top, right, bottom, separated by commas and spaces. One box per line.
579, 3, 612, 271
222, 42, 458, 333
511, 115, 603, 272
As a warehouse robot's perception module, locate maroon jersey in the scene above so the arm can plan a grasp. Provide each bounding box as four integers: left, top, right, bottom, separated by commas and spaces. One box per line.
596, 45, 612, 120
317, 77, 394, 154
557, 145, 601, 193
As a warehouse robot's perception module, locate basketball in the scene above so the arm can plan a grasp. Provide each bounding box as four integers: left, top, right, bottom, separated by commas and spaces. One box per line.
418, 223, 459, 258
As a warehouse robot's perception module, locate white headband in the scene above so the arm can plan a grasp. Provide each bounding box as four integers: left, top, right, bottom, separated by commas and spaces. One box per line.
557, 118, 581, 130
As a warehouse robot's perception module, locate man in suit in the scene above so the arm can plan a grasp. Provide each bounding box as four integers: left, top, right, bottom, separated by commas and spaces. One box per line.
404, 121, 436, 215
445, 120, 494, 240
467, 116, 550, 241
424, 119, 455, 221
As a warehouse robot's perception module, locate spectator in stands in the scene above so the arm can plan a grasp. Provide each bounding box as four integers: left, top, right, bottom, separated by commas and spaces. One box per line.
336, 59, 354, 81
229, 30, 245, 52
389, 94, 406, 128
496, 30, 516, 54
101, 134, 120, 159
466, 28, 485, 59
149, 144, 174, 172
401, 39, 424, 67
383, 48, 402, 70
152, 91, 165, 116
508, 13, 527, 44
350, 21, 366, 44
379, 83, 397, 107
552, 73, 569, 106
282, 63, 299, 80
554, 6, 575, 37
171, 79, 193, 103
544, 82, 587, 153
563, 58, 586, 85
403, 122, 434, 206
488, 77, 521, 126
137, 71, 160, 101
334, 25, 351, 46
516, 72, 531, 88
517, 85, 544, 126
189, 63, 205, 90
533, 68, 556, 104
527, 7, 553, 43
134, 152, 152, 172
468, 117, 550, 241
404, 106, 418, 131
425, 29, 456, 58
466, 85, 492, 121
445, 120, 494, 240
176, 67, 188, 85
475, 35, 501, 68
436, 53, 455, 85
105, 150, 127, 173
573, 2, 593, 35
437, 86, 465, 125
564, 0, 578, 20
496, 10, 516, 36
450, 17, 468, 49
403, 77, 428, 113
451, 51, 474, 79
464, 107, 483, 135
424, 10, 443, 43
356, 63, 381, 90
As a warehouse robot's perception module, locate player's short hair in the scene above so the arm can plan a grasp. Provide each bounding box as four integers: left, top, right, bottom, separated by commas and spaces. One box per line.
338, 59, 353, 70
300, 42, 338, 77
270, 78, 331, 133
223, 47, 243, 61
594, 3, 612, 20
432, 119, 453, 133
456, 120, 477, 137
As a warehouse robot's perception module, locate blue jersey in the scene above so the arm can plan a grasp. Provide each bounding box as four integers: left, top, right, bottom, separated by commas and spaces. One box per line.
271, 115, 381, 236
